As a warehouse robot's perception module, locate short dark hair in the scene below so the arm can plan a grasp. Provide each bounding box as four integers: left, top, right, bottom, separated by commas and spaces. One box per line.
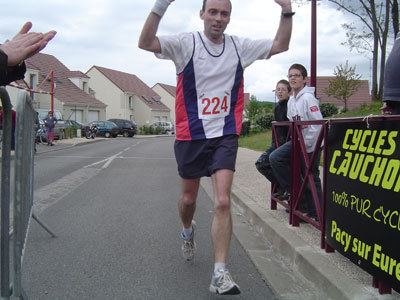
289, 63, 308, 78
277, 79, 291, 92
202, 0, 232, 13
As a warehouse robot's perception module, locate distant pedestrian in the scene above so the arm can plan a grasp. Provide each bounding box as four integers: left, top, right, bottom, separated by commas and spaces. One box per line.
44, 111, 57, 146
255, 79, 290, 199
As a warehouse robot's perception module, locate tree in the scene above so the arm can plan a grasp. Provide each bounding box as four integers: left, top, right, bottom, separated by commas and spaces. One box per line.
393, 0, 399, 37
328, 0, 392, 102
244, 95, 273, 124
293, 0, 398, 101
324, 61, 362, 112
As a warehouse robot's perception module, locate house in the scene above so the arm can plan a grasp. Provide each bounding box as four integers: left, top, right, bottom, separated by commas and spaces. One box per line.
86, 66, 170, 126
152, 83, 176, 124
6, 53, 106, 123
315, 76, 372, 111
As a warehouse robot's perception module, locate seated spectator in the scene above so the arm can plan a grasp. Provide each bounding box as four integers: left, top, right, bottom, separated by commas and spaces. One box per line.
255, 79, 290, 199
269, 64, 323, 220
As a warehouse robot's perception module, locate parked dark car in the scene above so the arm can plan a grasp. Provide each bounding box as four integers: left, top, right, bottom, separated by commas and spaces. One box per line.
108, 118, 137, 137
87, 121, 118, 138
65, 120, 87, 137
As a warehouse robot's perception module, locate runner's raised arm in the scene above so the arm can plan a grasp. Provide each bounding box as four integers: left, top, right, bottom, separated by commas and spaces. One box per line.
138, 0, 175, 53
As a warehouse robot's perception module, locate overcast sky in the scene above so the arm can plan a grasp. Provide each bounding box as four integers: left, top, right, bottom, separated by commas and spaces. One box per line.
1, 0, 383, 101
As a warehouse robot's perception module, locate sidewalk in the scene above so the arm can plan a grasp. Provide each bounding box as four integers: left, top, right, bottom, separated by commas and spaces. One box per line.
230, 147, 399, 300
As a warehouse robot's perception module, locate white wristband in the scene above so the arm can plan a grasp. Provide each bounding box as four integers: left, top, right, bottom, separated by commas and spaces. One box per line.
151, 0, 172, 17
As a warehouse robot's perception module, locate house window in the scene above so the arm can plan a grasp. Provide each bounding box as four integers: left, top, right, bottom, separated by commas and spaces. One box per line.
82, 81, 88, 92
152, 96, 162, 104
129, 96, 134, 109
142, 95, 153, 104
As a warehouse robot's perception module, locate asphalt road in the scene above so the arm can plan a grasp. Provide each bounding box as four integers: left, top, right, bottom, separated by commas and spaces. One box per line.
22, 137, 276, 299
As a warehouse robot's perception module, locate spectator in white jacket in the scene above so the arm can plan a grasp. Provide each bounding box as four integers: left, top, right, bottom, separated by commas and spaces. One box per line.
270, 63, 323, 220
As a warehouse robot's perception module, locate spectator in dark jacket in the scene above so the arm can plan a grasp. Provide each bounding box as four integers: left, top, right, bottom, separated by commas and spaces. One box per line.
0, 22, 56, 86
255, 79, 291, 198
381, 33, 400, 115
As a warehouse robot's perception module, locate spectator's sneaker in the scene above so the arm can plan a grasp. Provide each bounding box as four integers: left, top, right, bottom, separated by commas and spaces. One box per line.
278, 191, 290, 202
181, 220, 196, 261
209, 268, 240, 295
273, 186, 284, 198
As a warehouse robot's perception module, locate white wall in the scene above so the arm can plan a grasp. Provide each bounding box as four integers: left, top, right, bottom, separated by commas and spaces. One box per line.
152, 84, 176, 124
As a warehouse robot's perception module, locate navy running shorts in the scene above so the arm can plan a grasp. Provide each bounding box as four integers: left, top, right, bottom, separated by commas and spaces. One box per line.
174, 134, 239, 179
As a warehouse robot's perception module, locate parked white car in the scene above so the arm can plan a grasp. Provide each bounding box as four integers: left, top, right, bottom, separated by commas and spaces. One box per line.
150, 121, 175, 134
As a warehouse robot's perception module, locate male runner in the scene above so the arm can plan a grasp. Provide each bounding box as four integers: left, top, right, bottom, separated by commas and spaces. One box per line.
139, 0, 293, 295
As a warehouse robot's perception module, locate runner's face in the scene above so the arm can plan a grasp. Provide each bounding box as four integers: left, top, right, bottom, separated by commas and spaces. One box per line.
200, 0, 231, 43
288, 69, 307, 94
275, 83, 290, 101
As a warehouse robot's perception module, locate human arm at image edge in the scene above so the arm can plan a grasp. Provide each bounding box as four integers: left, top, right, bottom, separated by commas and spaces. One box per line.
269, 0, 293, 56
138, 9, 164, 53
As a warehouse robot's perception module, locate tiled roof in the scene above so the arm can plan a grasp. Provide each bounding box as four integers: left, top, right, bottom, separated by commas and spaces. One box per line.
155, 83, 176, 97
88, 66, 170, 111
315, 76, 372, 110
67, 71, 89, 79
25, 53, 106, 107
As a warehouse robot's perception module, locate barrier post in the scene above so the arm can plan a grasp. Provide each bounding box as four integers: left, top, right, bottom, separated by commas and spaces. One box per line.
0, 87, 13, 298
11, 90, 56, 299
270, 121, 292, 212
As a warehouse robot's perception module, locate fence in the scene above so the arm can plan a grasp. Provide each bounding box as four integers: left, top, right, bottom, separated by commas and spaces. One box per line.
270, 115, 400, 295
270, 119, 326, 246
0, 89, 55, 299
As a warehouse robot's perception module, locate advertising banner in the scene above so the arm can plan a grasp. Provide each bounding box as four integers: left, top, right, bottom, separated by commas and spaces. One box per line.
325, 119, 400, 293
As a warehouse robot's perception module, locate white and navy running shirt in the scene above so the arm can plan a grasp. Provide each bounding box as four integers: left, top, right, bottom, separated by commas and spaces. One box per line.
156, 32, 273, 141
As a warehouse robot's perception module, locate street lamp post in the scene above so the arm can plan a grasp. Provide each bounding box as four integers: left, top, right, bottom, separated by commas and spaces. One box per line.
310, 0, 317, 93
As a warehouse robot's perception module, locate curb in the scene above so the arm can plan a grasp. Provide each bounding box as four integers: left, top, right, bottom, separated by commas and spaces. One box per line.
230, 185, 384, 300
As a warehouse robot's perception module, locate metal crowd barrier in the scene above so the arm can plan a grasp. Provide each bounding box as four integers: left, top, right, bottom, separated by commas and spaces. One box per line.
1, 89, 55, 300
270, 119, 327, 247
1, 87, 14, 299
271, 115, 400, 295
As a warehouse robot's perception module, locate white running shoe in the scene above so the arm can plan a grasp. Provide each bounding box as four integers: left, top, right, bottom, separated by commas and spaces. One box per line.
181, 220, 196, 261
209, 268, 241, 295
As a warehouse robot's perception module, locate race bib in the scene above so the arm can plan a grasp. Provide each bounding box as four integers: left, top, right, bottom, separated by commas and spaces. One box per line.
198, 91, 231, 120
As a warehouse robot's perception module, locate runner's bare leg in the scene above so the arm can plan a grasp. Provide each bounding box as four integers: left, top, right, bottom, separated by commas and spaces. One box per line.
211, 169, 234, 263
178, 178, 200, 228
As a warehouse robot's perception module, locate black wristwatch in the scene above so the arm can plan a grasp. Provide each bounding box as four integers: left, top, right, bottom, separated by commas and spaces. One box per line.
282, 11, 295, 17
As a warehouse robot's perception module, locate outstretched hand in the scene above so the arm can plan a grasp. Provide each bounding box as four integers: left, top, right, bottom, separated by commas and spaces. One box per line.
0, 22, 56, 66
274, 0, 292, 11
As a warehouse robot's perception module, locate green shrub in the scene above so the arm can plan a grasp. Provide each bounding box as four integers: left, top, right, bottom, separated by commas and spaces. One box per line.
255, 113, 274, 130
153, 126, 163, 134
139, 125, 150, 135
241, 120, 250, 136
320, 102, 338, 118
